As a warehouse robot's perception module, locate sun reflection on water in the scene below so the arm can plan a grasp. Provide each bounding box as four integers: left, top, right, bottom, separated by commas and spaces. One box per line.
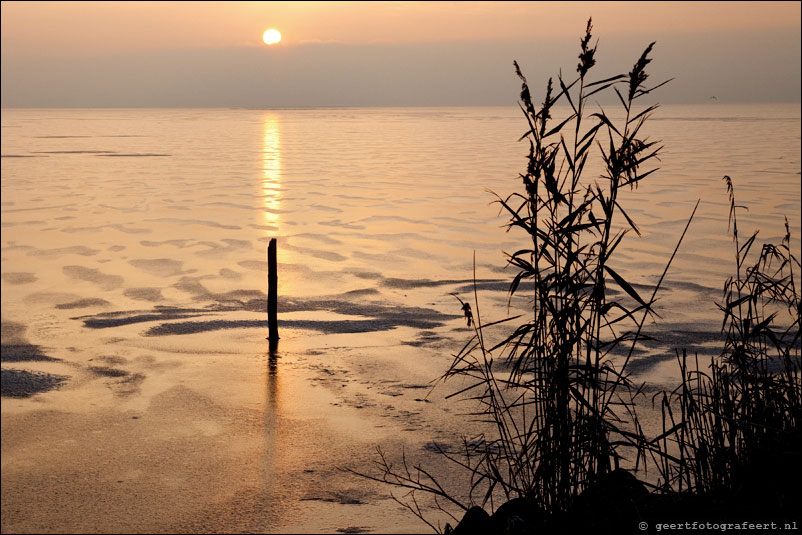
262, 114, 281, 229
260, 113, 296, 318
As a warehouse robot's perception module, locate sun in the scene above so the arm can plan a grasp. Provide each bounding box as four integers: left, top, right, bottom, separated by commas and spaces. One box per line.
262, 29, 281, 45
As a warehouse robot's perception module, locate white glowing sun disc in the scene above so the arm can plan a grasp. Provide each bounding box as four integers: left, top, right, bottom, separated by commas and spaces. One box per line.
263, 29, 282, 45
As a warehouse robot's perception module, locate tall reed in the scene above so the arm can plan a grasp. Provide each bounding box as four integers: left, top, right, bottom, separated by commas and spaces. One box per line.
435, 19, 680, 514
654, 178, 801, 497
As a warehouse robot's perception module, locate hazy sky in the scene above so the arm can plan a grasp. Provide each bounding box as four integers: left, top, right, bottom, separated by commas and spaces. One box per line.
2, 1, 800, 107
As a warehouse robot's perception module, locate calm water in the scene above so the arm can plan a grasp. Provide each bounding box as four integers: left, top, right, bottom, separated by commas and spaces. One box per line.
2, 105, 800, 367
1, 104, 800, 532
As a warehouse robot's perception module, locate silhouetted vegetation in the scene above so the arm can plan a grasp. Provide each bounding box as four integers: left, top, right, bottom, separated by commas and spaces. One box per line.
352, 19, 801, 534
651, 178, 801, 500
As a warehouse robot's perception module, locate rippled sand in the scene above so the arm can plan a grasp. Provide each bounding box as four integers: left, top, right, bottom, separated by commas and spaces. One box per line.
2, 105, 800, 532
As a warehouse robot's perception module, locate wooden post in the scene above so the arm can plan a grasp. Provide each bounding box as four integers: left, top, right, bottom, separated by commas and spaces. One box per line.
267, 238, 279, 341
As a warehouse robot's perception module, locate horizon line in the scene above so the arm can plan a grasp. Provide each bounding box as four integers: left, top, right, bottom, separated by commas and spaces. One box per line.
3, 100, 802, 111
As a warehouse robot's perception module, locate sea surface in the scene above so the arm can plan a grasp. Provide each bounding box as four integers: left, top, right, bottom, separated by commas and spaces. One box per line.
1, 104, 800, 533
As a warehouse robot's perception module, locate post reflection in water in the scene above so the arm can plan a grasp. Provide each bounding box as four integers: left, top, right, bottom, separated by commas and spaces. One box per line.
262, 114, 282, 229
259, 339, 281, 527
265, 340, 280, 408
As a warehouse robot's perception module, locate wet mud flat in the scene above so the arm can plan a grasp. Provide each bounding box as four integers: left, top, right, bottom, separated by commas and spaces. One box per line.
0, 303, 476, 534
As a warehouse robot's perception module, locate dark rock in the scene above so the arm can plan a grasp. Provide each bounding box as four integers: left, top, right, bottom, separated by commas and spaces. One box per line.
447, 506, 492, 535
491, 497, 546, 534
447, 465, 802, 535
447, 498, 545, 535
